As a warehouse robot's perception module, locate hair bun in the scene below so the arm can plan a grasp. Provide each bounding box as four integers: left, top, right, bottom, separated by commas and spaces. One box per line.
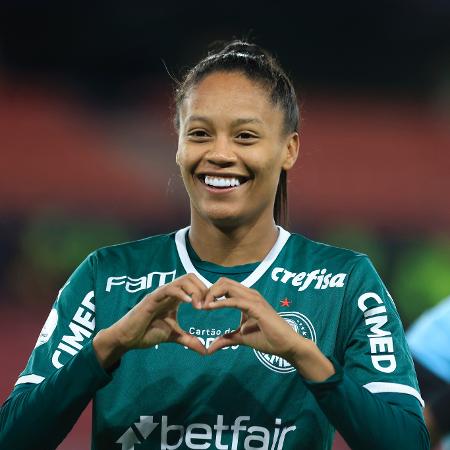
216, 40, 266, 59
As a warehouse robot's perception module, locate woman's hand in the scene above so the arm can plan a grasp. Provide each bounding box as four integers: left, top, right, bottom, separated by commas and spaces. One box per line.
93, 274, 207, 369
202, 277, 335, 381
202, 277, 301, 357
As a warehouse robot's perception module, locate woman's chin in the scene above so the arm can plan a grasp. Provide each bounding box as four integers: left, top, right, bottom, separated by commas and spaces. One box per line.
197, 207, 247, 229
208, 214, 245, 229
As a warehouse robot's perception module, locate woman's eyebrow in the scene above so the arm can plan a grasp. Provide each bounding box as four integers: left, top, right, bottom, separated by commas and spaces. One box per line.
231, 118, 263, 126
185, 115, 211, 124
185, 116, 263, 126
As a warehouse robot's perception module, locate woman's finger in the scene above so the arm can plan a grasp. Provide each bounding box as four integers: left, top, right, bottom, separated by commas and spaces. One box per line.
177, 277, 205, 309
148, 284, 191, 306
202, 295, 252, 314
158, 286, 193, 305
184, 273, 209, 296
173, 332, 207, 355
204, 279, 250, 308
169, 324, 207, 355
207, 330, 243, 354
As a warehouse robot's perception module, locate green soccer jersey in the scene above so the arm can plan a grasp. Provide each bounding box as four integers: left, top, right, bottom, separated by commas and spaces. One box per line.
7, 227, 426, 450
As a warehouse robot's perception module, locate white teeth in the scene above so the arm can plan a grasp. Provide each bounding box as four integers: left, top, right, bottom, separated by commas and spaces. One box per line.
204, 176, 241, 188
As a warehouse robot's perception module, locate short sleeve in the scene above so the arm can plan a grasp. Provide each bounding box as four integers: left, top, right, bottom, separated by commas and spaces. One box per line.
12, 252, 98, 392
337, 256, 424, 408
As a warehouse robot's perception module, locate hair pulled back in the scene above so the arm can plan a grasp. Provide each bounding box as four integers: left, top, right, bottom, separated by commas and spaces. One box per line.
174, 40, 300, 226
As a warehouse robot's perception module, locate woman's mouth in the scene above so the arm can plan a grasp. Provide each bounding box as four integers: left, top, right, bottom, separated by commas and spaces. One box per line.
197, 174, 250, 191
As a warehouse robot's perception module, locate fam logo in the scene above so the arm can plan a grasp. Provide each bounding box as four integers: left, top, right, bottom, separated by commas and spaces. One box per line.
254, 312, 317, 374
106, 270, 176, 293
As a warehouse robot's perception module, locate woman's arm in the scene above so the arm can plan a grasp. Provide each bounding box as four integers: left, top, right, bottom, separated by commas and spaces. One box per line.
304, 356, 430, 450
203, 275, 430, 450
0, 272, 206, 449
0, 342, 111, 450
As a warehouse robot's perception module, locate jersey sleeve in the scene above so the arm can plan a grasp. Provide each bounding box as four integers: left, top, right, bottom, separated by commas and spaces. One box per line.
338, 255, 424, 408
0, 253, 112, 450
304, 255, 429, 450
13, 252, 98, 391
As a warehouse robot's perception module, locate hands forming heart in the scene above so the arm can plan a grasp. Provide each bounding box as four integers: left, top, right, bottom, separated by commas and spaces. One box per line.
93, 273, 335, 381
96, 274, 305, 363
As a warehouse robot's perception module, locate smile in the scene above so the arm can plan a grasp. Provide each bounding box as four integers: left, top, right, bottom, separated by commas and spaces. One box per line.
205, 176, 241, 188
197, 174, 250, 190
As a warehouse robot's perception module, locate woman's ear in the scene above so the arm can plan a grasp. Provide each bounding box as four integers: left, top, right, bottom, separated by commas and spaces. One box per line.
282, 132, 300, 171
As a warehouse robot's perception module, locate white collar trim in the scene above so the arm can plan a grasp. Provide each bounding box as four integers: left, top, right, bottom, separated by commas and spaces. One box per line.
174, 226, 291, 288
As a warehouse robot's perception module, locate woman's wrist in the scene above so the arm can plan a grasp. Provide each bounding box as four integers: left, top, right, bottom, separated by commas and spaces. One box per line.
93, 328, 128, 370
285, 338, 336, 382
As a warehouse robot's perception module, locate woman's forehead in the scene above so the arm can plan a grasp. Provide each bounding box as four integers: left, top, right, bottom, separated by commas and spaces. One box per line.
180, 72, 282, 125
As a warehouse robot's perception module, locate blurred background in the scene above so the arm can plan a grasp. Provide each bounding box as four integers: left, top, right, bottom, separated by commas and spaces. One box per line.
0, 1, 449, 449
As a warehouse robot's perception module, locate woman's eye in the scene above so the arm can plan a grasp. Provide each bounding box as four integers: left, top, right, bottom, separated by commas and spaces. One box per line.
188, 130, 209, 138
236, 132, 258, 141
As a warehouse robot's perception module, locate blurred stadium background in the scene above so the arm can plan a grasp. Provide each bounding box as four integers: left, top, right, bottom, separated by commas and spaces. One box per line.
0, 1, 449, 449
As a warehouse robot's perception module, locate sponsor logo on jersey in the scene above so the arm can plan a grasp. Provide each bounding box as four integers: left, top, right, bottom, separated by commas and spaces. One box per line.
189, 327, 240, 350
116, 414, 296, 450
357, 291, 397, 373
35, 279, 72, 349
106, 270, 176, 293
154, 327, 240, 351
51, 290, 96, 369
254, 312, 317, 374
271, 267, 347, 292
35, 308, 58, 348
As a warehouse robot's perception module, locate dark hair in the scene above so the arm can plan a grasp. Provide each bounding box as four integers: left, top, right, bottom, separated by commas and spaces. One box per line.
174, 40, 299, 226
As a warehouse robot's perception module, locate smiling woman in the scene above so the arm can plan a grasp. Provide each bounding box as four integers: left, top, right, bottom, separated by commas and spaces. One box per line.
0, 41, 430, 450
176, 70, 298, 263
174, 42, 298, 231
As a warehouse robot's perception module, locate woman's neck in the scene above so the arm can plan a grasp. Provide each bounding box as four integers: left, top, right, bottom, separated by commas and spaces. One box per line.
188, 214, 279, 267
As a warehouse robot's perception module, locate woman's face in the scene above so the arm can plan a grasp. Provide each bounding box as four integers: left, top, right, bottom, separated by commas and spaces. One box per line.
176, 71, 298, 228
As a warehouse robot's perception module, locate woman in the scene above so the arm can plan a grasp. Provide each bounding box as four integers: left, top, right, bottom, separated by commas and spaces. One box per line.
0, 41, 429, 450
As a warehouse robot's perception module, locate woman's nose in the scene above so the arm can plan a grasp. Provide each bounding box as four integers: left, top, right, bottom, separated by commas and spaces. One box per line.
205, 136, 237, 166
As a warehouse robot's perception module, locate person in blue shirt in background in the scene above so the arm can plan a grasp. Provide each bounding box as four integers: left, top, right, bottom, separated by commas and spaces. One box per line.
408, 295, 450, 449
